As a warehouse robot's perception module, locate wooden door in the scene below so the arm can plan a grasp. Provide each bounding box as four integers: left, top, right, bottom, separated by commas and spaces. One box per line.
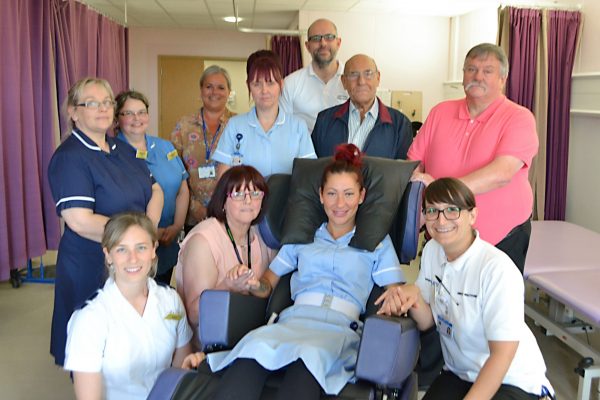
158, 56, 204, 140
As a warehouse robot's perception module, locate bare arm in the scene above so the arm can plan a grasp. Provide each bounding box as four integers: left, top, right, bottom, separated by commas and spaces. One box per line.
146, 182, 164, 227
248, 269, 280, 299
464, 340, 519, 400
61, 208, 109, 243
171, 341, 193, 368
180, 235, 219, 328
73, 371, 103, 400
160, 180, 190, 245
459, 155, 524, 195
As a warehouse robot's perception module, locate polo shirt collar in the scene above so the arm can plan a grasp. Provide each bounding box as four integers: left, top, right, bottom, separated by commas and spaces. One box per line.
307, 61, 343, 79
72, 129, 116, 152
444, 230, 483, 271
459, 95, 506, 122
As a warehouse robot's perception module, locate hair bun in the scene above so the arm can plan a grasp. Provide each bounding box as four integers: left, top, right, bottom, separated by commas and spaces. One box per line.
333, 143, 363, 168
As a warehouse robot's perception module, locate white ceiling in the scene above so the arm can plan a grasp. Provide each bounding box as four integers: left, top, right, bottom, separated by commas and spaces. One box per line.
79, 0, 582, 30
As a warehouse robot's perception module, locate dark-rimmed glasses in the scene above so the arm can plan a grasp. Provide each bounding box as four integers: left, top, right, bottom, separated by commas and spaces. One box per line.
423, 206, 468, 221
307, 34, 337, 43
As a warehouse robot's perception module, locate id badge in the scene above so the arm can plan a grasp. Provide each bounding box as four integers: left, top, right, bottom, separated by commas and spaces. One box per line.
437, 314, 454, 339
232, 153, 243, 166
198, 164, 216, 179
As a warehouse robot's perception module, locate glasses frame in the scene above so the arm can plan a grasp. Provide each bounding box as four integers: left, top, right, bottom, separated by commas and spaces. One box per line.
76, 99, 116, 110
344, 69, 377, 82
307, 34, 337, 43
228, 190, 265, 202
118, 109, 149, 119
423, 206, 469, 221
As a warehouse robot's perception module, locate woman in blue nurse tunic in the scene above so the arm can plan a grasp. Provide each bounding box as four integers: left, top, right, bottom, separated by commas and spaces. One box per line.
47, 77, 164, 366
207, 144, 406, 399
115, 90, 189, 285
212, 50, 316, 179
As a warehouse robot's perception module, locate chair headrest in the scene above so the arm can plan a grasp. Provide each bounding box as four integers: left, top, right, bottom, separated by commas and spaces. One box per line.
279, 156, 419, 251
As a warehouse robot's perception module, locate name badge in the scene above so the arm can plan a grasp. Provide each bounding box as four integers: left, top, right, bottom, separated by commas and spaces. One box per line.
232, 154, 243, 166
437, 314, 454, 338
136, 149, 148, 159
198, 164, 216, 179
167, 149, 178, 160
164, 312, 184, 321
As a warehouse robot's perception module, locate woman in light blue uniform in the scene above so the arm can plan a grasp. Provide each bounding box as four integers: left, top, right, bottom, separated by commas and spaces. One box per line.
212, 50, 316, 178
208, 144, 406, 399
115, 90, 189, 285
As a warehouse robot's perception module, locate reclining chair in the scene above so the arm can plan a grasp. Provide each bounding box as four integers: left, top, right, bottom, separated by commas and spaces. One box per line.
148, 157, 424, 400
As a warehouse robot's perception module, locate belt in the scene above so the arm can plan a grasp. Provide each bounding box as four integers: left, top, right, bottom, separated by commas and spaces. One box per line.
295, 293, 360, 320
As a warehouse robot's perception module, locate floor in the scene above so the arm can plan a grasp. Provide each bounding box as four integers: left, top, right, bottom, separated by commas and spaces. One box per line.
0, 257, 598, 399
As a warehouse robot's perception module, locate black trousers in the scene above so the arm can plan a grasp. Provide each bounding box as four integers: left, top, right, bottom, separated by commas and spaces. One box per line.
495, 218, 532, 274
423, 370, 540, 400
213, 358, 321, 400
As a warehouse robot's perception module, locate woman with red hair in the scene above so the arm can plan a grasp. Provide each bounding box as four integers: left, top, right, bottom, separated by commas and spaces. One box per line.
212, 50, 316, 178
207, 144, 406, 399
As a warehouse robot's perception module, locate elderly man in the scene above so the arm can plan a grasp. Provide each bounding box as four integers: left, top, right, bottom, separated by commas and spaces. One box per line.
311, 54, 412, 159
280, 18, 348, 132
408, 43, 538, 273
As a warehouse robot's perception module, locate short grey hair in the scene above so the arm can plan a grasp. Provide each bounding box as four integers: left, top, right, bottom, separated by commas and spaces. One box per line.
464, 43, 509, 78
199, 65, 232, 91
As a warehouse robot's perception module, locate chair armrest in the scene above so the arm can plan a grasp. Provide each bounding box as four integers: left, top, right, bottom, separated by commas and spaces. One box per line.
355, 315, 420, 389
147, 367, 196, 400
199, 290, 268, 353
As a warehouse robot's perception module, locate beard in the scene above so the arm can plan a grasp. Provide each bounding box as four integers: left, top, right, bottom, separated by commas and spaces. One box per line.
313, 47, 336, 68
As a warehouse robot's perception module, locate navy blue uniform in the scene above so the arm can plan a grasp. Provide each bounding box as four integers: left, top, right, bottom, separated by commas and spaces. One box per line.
48, 129, 153, 366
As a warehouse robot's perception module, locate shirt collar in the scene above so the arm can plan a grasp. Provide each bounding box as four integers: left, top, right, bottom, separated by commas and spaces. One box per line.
248, 106, 286, 129
459, 95, 506, 122
444, 230, 482, 271
349, 97, 379, 120
72, 129, 116, 152
308, 61, 343, 80
316, 222, 356, 244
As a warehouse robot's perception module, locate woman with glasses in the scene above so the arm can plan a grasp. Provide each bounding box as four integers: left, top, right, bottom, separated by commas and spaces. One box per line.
175, 165, 274, 351
212, 50, 316, 179
376, 177, 554, 400
48, 78, 164, 367
171, 65, 236, 233
115, 90, 189, 286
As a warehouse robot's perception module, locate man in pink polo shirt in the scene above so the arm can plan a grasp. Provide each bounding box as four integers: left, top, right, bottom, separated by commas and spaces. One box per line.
408, 43, 538, 273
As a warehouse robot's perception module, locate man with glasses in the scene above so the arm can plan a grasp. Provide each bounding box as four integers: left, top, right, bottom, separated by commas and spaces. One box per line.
280, 18, 348, 132
312, 54, 412, 159
408, 43, 538, 273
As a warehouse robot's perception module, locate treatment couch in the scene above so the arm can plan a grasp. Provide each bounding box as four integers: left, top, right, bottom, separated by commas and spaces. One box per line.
148, 156, 424, 400
524, 220, 600, 400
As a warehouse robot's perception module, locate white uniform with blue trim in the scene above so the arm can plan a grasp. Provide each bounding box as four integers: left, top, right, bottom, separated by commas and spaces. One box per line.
416, 232, 554, 396
64, 278, 193, 400
208, 224, 405, 394
211, 107, 316, 177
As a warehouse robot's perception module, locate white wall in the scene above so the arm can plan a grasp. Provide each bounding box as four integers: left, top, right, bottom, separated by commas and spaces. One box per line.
566, 0, 600, 232
128, 28, 268, 135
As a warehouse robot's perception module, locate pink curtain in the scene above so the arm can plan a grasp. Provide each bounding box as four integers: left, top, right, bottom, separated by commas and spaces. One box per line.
270, 35, 303, 77
545, 10, 581, 220
506, 8, 541, 112
0, 0, 59, 280
53, 0, 129, 137
0, 0, 128, 281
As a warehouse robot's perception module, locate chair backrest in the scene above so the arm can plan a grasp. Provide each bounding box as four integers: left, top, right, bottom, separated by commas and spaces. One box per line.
259, 158, 424, 264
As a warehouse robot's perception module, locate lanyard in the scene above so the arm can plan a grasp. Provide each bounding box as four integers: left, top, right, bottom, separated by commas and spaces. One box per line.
201, 109, 221, 161
224, 221, 252, 269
